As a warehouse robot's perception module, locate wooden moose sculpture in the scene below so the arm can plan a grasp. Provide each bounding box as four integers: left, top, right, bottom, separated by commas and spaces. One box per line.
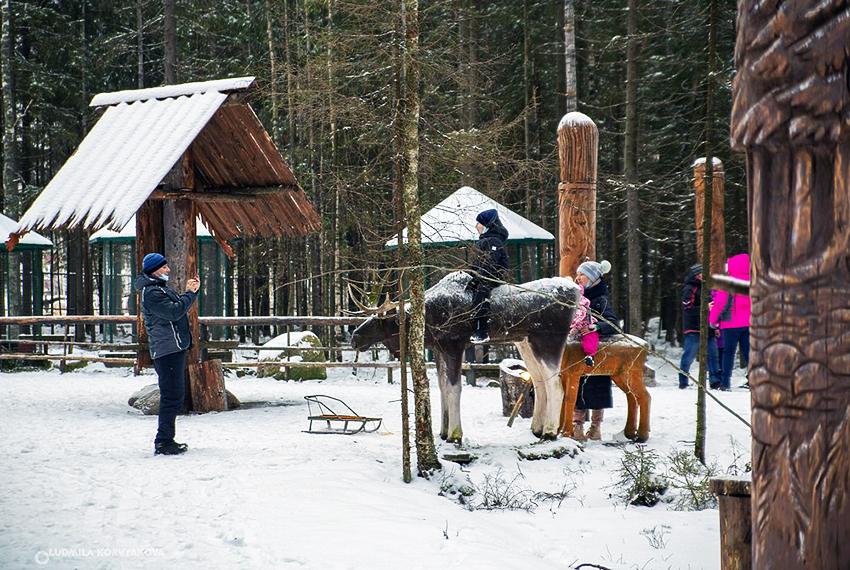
558, 336, 651, 442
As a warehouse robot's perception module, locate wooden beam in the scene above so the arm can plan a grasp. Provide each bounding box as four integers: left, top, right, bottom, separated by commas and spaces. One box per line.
149, 186, 298, 201
707, 274, 749, 297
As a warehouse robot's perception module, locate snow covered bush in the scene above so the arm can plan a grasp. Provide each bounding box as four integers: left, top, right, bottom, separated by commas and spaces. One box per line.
614, 445, 668, 507
665, 449, 717, 511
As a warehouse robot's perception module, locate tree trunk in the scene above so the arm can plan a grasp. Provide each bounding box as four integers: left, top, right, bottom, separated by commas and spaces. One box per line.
265, 0, 279, 144
136, 0, 144, 88
2, 0, 16, 216
164, 0, 177, 84
694, 0, 718, 466
624, 0, 641, 336
563, 0, 577, 114
394, 0, 411, 483
402, 0, 440, 477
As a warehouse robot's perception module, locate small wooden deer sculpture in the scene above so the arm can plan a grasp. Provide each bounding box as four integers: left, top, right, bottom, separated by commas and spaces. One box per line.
559, 335, 651, 442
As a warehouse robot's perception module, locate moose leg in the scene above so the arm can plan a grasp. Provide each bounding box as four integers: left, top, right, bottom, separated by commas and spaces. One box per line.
613, 371, 639, 441
435, 345, 465, 444
631, 364, 651, 442
516, 337, 566, 440
434, 351, 449, 440
559, 373, 580, 438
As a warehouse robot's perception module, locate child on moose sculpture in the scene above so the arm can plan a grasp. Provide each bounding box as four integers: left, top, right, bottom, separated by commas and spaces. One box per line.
467, 209, 509, 344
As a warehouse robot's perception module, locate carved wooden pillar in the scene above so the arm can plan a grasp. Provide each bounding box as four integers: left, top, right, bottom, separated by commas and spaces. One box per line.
693, 158, 725, 276
557, 111, 597, 278
733, 2, 850, 567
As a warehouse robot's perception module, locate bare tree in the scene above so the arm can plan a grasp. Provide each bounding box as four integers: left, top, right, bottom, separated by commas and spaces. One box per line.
401, 0, 440, 477
624, 0, 642, 335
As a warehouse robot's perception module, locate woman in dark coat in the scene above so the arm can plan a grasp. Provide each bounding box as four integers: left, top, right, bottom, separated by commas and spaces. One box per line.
572, 259, 616, 441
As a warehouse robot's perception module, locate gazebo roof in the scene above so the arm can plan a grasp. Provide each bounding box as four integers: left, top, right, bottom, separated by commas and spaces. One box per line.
8, 76, 321, 252
385, 186, 554, 249
89, 215, 211, 243
0, 213, 52, 250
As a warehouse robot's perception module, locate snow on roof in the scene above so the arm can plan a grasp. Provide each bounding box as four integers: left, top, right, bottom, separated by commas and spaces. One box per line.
385, 186, 554, 248
0, 213, 51, 249
14, 90, 226, 239
90, 77, 256, 107
89, 215, 211, 242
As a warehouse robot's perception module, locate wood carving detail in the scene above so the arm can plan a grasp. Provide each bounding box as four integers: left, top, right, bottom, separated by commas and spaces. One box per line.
557, 113, 598, 278
734, 1, 850, 567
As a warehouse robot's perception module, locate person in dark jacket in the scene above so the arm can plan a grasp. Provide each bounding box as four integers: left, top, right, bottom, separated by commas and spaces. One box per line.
572, 259, 616, 441
134, 253, 200, 456
678, 263, 720, 389
467, 209, 509, 344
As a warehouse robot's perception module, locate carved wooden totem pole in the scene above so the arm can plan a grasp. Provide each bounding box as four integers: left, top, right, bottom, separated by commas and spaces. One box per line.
693, 157, 726, 276
557, 112, 598, 278
733, 2, 850, 567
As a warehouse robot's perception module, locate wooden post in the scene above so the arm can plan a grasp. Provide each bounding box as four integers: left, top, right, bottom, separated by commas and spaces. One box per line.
710, 476, 752, 570
557, 111, 597, 278
733, 3, 850, 567
160, 150, 226, 413
135, 199, 163, 375
693, 158, 725, 276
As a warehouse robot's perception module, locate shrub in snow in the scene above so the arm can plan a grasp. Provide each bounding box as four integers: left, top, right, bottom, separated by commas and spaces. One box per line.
614, 444, 667, 507
665, 449, 718, 511
258, 331, 326, 381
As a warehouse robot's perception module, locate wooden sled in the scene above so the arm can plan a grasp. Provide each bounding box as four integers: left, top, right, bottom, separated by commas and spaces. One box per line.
303, 395, 383, 435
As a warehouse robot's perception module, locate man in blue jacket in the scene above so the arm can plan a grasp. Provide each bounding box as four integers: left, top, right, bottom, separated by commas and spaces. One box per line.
678, 263, 720, 389
134, 253, 200, 456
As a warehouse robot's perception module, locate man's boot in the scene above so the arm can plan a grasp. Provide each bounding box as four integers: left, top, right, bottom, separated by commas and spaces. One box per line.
586, 423, 602, 441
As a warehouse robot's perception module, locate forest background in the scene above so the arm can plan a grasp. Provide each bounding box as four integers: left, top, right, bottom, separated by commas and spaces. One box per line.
0, 0, 744, 344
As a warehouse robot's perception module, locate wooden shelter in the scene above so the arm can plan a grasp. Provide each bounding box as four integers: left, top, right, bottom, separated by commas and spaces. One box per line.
0, 213, 52, 329
7, 76, 321, 411
385, 186, 554, 284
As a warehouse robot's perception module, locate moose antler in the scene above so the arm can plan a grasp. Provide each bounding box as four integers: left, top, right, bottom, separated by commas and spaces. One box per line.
343, 281, 400, 316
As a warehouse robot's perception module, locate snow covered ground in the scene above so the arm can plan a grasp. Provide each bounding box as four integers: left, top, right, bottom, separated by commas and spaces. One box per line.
0, 340, 751, 570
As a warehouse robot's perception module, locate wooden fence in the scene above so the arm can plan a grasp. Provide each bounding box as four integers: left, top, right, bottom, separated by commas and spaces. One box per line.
0, 315, 504, 382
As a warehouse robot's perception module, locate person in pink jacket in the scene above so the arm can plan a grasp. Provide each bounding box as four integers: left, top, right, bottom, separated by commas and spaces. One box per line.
708, 253, 751, 391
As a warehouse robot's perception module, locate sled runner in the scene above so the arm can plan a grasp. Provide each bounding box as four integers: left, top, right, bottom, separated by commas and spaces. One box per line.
303, 395, 383, 435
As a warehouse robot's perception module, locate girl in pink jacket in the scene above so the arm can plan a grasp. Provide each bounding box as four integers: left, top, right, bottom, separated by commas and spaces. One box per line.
570, 284, 599, 367
708, 253, 751, 390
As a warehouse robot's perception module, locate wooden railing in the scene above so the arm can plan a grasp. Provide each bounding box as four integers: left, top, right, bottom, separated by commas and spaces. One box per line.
0, 315, 503, 382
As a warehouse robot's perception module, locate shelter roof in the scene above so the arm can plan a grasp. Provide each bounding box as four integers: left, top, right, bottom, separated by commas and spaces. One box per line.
8, 76, 321, 253
385, 186, 554, 248
0, 213, 51, 250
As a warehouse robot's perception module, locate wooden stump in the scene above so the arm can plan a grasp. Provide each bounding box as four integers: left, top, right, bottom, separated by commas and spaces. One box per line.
188, 359, 227, 412
710, 476, 752, 570
499, 361, 534, 419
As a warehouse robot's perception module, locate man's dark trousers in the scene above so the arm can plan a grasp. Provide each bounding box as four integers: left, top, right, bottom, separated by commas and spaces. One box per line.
153, 350, 187, 444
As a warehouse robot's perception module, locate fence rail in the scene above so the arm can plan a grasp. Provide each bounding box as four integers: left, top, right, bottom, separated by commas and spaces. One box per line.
0, 315, 505, 382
